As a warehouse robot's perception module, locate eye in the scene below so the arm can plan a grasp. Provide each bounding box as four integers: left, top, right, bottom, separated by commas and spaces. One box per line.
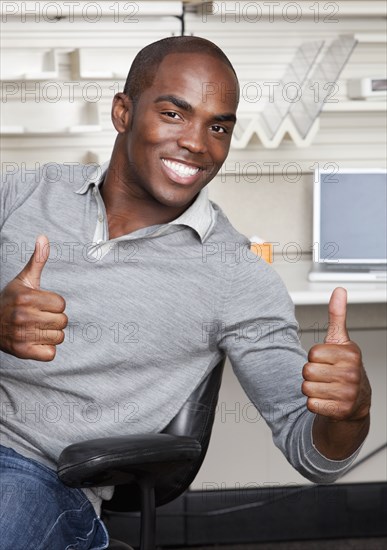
211, 125, 227, 134
162, 111, 181, 120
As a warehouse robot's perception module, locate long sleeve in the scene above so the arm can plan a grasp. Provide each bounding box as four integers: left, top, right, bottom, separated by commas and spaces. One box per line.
1, 166, 40, 230
217, 251, 362, 482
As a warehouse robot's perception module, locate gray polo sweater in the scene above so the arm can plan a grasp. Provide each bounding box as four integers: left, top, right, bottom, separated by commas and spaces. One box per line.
0, 163, 361, 515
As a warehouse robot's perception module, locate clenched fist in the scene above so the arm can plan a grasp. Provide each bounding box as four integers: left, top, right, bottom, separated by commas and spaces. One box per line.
0, 235, 68, 361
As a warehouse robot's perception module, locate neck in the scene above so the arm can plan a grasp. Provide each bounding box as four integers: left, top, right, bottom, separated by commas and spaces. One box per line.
100, 149, 194, 240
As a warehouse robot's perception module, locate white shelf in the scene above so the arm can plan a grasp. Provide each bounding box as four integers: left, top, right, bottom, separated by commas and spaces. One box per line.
0, 48, 58, 81
324, 100, 387, 112
0, 1, 183, 19
71, 48, 133, 80
1, 126, 102, 136
1, 101, 101, 136
355, 33, 387, 43
1, 126, 24, 134
272, 259, 387, 305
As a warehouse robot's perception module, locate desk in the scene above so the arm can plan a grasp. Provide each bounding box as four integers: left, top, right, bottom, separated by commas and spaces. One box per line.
272, 258, 387, 305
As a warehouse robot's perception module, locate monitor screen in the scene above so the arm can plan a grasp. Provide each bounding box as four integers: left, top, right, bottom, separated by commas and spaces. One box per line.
317, 170, 387, 262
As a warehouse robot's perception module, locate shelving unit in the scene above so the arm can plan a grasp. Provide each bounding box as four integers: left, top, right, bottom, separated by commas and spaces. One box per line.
0, 48, 58, 80
324, 100, 386, 111
1, 101, 101, 135
71, 48, 133, 80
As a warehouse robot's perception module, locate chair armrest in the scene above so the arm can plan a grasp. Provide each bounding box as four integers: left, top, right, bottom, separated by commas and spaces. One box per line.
57, 434, 201, 488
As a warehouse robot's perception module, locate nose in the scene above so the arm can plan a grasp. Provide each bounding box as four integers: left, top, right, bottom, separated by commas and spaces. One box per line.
177, 123, 208, 154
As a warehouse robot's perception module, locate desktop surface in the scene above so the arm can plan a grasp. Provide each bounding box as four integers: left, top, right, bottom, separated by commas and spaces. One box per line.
271, 257, 387, 305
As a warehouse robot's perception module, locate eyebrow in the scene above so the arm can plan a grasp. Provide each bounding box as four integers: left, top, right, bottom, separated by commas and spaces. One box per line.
213, 113, 237, 124
154, 94, 237, 124
154, 95, 192, 112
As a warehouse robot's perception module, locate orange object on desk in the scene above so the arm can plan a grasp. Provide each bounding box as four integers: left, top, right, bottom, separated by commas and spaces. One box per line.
250, 242, 274, 263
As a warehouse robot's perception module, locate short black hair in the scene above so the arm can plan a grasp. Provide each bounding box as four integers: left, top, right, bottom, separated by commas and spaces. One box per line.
123, 35, 239, 101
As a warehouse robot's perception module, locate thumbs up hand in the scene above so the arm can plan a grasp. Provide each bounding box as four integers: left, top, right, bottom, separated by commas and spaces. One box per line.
0, 235, 68, 361
301, 288, 372, 460
302, 288, 371, 423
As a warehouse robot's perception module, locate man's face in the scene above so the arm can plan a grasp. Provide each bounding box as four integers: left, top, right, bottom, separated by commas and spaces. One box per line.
122, 52, 238, 209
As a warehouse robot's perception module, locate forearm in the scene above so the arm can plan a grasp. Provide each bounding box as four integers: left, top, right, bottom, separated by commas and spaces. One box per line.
312, 412, 370, 460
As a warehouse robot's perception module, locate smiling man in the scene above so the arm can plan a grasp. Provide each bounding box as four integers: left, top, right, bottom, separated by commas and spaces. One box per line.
0, 36, 371, 549
101, 43, 238, 237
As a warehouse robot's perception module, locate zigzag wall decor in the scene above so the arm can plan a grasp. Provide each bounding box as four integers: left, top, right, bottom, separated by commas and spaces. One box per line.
231, 36, 357, 149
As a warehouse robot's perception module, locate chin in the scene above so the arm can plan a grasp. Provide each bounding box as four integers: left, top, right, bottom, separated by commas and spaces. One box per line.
154, 186, 200, 209
159, 194, 196, 209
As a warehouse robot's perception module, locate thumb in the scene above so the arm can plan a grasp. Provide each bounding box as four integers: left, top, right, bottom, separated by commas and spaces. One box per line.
17, 235, 50, 290
324, 287, 350, 345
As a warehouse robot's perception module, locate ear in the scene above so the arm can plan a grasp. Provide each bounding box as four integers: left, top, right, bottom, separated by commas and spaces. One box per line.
111, 93, 133, 133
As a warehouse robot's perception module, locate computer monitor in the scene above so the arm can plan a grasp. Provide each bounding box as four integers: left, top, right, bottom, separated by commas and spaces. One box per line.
313, 168, 387, 264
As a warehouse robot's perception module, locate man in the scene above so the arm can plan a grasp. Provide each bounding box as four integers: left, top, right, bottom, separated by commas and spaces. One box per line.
0, 36, 371, 549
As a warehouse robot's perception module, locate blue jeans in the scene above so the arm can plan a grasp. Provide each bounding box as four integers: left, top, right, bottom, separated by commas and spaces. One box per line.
0, 444, 109, 549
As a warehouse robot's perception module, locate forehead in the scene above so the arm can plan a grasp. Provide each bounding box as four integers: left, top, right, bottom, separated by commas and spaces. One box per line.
142, 52, 239, 112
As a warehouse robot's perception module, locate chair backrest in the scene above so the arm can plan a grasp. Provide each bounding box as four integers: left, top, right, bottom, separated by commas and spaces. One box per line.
103, 356, 226, 513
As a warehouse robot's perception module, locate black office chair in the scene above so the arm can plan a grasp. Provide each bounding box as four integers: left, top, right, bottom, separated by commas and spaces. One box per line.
58, 357, 226, 550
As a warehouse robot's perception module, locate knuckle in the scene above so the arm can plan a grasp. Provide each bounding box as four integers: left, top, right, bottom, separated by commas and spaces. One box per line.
302, 362, 310, 378
308, 345, 322, 362
10, 309, 27, 326
341, 386, 356, 404
342, 348, 359, 363
301, 380, 311, 395
12, 329, 26, 343
61, 313, 69, 329
346, 401, 355, 415
14, 291, 32, 307
340, 402, 353, 419
57, 296, 66, 312
343, 368, 361, 385
342, 343, 362, 362
9, 341, 30, 359
22, 343, 36, 358
29, 344, 56, 361
6, 325, 26, 343
323, 401, 340, 417
45, 346, 56, 361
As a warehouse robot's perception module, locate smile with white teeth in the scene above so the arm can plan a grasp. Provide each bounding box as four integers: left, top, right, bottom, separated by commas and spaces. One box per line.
162, 158, 200, 177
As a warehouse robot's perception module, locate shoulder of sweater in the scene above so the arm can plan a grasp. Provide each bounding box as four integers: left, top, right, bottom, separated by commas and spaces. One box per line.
38, 162, 90, 192
206, 201, 284, 289
3, 163, 90, 193
208, 200, 251, 246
